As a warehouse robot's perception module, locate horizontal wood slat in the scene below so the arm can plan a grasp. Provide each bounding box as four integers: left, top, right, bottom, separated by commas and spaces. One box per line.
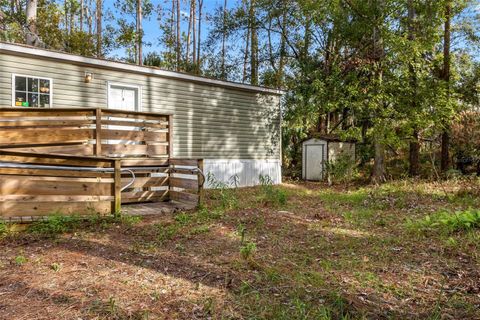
0, 129, 94, 145
0, 154, 113, 167
169, 159, 199, 166
122, 176, 169, 189
169, 190, 199, 204
0, 201, 111, 217
101, 130, 167, 142
0, 168, 112, 178
10, 145, 94, 156
120, 158, 169, 167
170, 177, 198, 190
102, 110, 168, 121
101, 120, 167, 129
0, 110, 94, 118
0, 119, 95, 128
102, 144, 167, 156
0, 195, 114, 202
122, 190, 168, 203
0, 177, 112, 196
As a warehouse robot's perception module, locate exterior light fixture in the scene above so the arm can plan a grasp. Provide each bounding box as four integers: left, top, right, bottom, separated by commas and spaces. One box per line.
84, 72, 93, 83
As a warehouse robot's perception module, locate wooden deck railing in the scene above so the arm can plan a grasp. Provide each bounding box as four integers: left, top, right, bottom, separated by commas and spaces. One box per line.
0, 108, 203, 221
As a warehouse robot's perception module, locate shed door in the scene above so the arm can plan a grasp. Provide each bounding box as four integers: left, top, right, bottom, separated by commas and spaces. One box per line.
305, 144, 325, 180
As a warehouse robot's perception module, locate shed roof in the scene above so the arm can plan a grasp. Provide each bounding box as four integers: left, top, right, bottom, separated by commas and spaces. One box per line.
302, 135, 357, 143
0, 42, 284, 96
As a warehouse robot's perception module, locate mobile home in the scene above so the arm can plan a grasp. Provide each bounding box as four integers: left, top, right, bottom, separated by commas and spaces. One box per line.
0, 42, 283, 187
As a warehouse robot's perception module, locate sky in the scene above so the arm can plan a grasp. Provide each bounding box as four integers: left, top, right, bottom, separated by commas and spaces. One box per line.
104, 0, 230, 58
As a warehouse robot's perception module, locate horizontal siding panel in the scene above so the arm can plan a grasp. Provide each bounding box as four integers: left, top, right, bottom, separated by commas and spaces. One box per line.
0, 57, 267, 101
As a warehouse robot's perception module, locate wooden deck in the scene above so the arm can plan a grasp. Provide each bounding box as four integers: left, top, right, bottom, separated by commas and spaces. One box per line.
124, 201, 197, 216
0, 108, 203, 220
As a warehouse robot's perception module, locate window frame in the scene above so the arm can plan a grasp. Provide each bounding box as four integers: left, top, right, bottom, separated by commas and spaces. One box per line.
11, 73, 53, 108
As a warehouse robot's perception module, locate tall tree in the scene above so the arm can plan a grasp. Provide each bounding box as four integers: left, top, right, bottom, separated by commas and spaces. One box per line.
96, 0, 102, 57
197, 0, 203, 73
221, 0, 227, 79
176, 0, 180, 70
136, 0, 142, 65
407, 0, 420, 176
249, 0, 258, 85
440, 0, 451, 172
192, 0, 196, 65
26, 0, 38, 46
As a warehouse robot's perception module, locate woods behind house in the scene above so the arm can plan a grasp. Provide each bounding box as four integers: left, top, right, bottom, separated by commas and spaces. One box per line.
1, 0, 479, 181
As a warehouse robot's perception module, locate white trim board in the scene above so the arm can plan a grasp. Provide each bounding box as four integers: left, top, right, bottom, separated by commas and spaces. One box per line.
0, 42, 284, 96
203, 159, 282, 188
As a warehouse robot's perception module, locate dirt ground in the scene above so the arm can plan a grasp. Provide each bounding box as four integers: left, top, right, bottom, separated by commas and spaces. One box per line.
0, 180, 479, 319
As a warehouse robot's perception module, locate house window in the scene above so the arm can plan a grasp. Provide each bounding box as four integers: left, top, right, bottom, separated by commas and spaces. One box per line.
12, 75, 52, 107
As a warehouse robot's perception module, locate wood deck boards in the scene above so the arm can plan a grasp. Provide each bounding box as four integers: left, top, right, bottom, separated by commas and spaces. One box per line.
123, 201, 196, 216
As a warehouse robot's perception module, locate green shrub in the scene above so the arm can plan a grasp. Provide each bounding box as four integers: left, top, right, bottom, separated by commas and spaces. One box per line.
324, 153, 357, 185
206, 173, 239, 210
240, 242, 256, 259
258, 175, 287, 207
407, 208, 480, 234
29, 214, 81, 237
156, 223, 179, 243
0, 221, 7, 237
174, 212, 192, 226
15, 255, 27, 266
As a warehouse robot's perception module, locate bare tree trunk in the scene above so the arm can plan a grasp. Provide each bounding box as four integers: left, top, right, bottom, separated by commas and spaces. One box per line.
221, 0, 227, 79
176, 0, 181, 71
26, 0, 38, 46
371, 0, 387, 183
136, 0, 143, 65
196, 0, 203, 73
80, 0, 84, 32
373, 131, 387, 183
192, 0, 196, 65
408, 0, 420, 176
64, 0, 69, 35
10, 0, 15, 15
186, 1, 193, 64
441, 0, 451, 173
249, 0, 258, 85
242, 24, 250, 83
96, 0, 102, 57
87, 0, 93, 36
277, 1, 287, 88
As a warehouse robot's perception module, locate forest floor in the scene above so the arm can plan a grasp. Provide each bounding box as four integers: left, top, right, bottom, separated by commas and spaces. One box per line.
0, 179, 479, 319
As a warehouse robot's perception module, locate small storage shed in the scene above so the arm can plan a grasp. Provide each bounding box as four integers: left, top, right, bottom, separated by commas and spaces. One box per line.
302, 136, 355, 181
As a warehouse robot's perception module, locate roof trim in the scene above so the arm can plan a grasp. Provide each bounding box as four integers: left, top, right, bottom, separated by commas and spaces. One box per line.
0, 42, 285, 96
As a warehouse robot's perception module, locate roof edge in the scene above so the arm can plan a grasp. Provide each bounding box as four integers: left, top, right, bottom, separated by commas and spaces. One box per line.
0, 42, 285, 96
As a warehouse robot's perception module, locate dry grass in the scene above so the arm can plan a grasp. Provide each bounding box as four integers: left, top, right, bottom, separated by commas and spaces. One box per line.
0, 179, 479, 319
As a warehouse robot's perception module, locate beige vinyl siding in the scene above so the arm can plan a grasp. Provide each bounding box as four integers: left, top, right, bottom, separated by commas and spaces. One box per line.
0, 52, 281, 160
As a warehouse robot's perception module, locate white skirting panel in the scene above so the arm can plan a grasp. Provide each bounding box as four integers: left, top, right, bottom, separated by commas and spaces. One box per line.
203, 159, 282, 188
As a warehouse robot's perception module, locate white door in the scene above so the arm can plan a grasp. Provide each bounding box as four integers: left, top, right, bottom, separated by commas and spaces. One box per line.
108, 85, 138, 111
107, 84, 141, 146
305, 144, 325, 180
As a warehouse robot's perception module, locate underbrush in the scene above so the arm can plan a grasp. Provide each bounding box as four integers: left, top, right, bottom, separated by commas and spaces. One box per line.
0, 221, 7, 237
258, 175, 287, 207
406, 208, 480, 234
28, 214, 142, 238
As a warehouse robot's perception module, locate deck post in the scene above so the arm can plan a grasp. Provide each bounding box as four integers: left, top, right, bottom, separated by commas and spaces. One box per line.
94, 108, 102, 156
167, 114, 174, 158
197, 159, 204, 206
113, 159, 122, 214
